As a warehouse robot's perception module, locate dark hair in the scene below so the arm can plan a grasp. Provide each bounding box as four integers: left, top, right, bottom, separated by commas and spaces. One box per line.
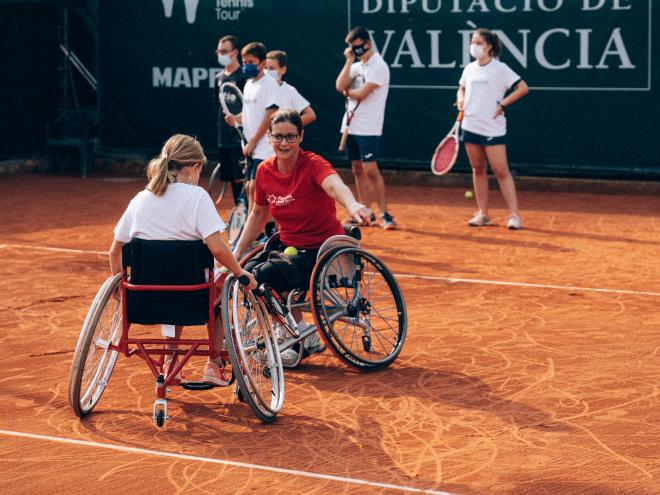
475, 28, 501, 58
345, 26, 371, 44
218, 35, 239, 51
266, 50, 287, 68
269, 109, 303, 134
241, 41, 267, 61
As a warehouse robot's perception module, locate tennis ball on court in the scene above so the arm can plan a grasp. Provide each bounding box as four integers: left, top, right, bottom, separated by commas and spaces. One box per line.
283, 246, 298, 257
465, 190, 474, 199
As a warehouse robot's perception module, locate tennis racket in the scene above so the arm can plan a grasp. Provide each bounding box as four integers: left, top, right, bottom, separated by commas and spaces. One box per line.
430, 111, 463, 175
338, 94, 360, 152
207, 162, 228, 206
219, 81, 247, 147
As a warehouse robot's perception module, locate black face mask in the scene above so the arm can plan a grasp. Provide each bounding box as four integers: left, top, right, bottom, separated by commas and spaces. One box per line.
351, 42, 369, 56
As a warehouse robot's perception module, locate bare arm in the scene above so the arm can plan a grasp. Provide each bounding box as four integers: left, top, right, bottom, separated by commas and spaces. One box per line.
495, 80, 529, 117
321, 174, 372, 225
205, 231, 257, 289
456, 86, 465, 111
335, 47, 355, 93
501, 80, 529, 107
232, 203, 271, 258
346, 82, 379, 102
244, 107, 277, 157
109, 240, 123, 275
300, 106, 317, 126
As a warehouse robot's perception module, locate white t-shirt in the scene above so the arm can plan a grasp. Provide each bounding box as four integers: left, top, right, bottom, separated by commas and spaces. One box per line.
114, 183, 226, 243
459, 59, 521, 137
278, 81, 310, 113
340, 53, 390, 136
242, 74, 283, 160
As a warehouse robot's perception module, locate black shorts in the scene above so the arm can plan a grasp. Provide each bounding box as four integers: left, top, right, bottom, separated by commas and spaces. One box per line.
218, 147, 245, 182
244, 245, 318, 294
345, 135, 381, 162
460, 128, 506, 146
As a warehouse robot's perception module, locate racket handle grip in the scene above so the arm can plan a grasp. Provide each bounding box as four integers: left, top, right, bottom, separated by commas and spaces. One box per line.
338, 128, 349, 151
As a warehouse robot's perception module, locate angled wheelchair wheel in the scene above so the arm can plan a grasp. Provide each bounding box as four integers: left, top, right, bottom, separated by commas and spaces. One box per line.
207, 163, 227, 206
222, 275, 284, 423
310, 247, 407, 371
68, 273, 122, 417
227, 197, 248, 248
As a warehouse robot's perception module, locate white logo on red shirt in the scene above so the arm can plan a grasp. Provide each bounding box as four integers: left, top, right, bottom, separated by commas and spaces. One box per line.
266, 193, 295, 206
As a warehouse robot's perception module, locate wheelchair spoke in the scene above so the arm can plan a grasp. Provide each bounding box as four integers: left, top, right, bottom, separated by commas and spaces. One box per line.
311, 247, 407, 370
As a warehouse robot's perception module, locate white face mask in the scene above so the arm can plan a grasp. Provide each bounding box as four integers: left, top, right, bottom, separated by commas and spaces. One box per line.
263, 69, 279, 81
469, 44, 485, 59
217, 54, 232, 67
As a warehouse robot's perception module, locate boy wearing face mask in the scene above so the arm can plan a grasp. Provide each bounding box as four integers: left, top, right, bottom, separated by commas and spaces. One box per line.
224, 42, 282, 214
335, 26, 396, 231
264, 50, 317, 127
456, 28, 529, 230
214, 35, 247, 206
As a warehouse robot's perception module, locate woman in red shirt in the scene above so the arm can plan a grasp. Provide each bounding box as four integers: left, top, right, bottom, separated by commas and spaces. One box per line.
233, 109, 372, 366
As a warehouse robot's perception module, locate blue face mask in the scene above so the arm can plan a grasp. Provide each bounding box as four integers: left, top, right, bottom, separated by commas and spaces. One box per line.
242, 63, 259, 78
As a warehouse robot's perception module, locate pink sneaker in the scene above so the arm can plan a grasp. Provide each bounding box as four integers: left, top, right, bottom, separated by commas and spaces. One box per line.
202, 361, 231, 387
163, 360, 186, 386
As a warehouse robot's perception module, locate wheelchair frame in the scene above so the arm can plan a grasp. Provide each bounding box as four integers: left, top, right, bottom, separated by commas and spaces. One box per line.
231, 229, 408, 372
68, 240, 284, 428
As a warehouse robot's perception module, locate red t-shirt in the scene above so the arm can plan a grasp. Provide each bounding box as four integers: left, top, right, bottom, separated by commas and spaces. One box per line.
254, 150, 344, 249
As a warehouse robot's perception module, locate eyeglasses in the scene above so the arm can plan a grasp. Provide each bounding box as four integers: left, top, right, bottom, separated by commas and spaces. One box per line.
270, 133, 299, 143
215, 48, 234, 55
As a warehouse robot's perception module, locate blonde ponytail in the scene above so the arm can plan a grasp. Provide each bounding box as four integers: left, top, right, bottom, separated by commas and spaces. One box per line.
146, 134, 207, 196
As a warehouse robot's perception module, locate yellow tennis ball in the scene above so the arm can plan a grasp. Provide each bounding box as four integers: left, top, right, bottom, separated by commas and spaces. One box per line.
465, 190, 474, 199
283, 246, 298, 257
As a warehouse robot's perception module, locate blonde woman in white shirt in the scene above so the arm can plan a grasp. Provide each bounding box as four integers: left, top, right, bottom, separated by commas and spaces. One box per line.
109, 134, 256, 386
457, 28, 529, 230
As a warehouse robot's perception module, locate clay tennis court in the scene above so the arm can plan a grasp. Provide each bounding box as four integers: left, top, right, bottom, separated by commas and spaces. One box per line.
0, 174, 659, 494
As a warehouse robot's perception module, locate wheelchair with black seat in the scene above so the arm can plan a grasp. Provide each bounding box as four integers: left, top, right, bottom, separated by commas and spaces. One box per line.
68, 238, 284, 427
221, 226, 407, 377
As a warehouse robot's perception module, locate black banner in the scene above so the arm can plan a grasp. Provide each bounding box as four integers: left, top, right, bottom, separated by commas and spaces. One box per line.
98, 0, 660, 176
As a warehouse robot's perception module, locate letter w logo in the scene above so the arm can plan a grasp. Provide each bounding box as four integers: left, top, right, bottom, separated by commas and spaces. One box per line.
160, 0, 200, 24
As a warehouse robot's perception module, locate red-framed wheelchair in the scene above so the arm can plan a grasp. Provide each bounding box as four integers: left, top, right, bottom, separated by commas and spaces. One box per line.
68, 239, 284, 427
222, 226, 407, 381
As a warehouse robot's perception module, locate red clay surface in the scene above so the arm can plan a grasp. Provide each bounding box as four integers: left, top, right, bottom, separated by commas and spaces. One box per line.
1, 174, 659, 494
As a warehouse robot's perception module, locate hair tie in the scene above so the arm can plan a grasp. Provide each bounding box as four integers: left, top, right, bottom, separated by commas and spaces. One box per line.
161, 154, 169, 160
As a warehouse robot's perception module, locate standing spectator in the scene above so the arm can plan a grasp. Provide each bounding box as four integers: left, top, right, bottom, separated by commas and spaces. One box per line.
265, 50, 317, 127
456, 28, 529, 230
214, 35, 247, 205
224, 42, 282, 214
335, 26, 396, 230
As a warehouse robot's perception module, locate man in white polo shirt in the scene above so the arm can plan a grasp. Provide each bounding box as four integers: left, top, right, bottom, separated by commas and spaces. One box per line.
224, 41, 282, 214
335, 26, 395, 230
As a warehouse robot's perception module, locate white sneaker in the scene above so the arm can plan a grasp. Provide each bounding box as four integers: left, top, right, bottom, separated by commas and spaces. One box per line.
506, 214, 522, 230
467, 211, 493, 227
280, 348, 302, 368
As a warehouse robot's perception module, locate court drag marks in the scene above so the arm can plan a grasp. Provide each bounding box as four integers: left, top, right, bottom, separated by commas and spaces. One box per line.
0, 175, 659, 494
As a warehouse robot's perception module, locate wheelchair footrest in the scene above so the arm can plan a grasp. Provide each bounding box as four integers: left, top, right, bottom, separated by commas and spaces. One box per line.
181, 381, 216, 391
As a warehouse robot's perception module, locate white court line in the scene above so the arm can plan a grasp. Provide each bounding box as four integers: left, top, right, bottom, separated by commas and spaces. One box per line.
0, 429, 455, 495
0, 243, 106, 256
396, 273, 660, 298
2, 243, 658, 297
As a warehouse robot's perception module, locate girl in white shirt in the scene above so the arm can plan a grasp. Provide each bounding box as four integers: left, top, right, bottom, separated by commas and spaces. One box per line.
109, 134, 256, 386
457, 28, 529, 230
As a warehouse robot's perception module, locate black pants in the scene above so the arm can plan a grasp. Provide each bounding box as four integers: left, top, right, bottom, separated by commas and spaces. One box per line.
244, 246, 318, 293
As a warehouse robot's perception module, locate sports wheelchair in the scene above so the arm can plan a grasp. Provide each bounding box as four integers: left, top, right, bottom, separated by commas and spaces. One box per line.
68, 239, 284, 427
222, 226, 407, 402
